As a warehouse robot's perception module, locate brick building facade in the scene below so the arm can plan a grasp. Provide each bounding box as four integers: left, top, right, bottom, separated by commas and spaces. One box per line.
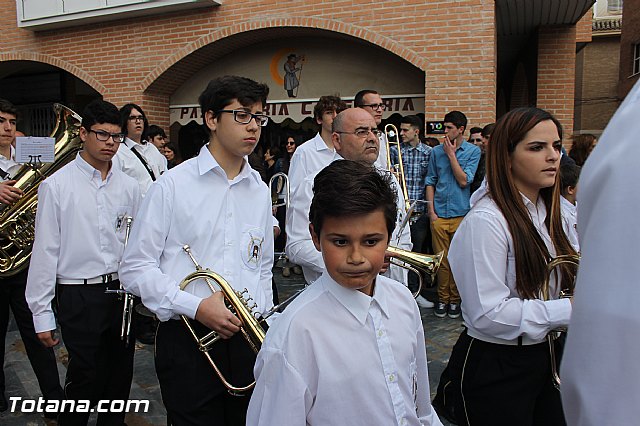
0, 0, 594, 145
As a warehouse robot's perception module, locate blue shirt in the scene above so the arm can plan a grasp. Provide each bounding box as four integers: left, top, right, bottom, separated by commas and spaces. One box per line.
425, 141, 480, 218
389, 142, 432, 213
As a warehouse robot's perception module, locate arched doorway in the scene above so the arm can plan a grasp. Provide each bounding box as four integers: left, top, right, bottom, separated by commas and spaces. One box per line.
0, 61, 101, 135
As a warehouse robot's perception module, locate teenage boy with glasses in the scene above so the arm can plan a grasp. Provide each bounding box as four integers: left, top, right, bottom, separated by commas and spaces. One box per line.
119, 75, 274, 426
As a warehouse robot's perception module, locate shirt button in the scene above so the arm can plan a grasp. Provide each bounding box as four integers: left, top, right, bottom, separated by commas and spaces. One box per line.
388, 374, 395, 382
377, 329, 384, 337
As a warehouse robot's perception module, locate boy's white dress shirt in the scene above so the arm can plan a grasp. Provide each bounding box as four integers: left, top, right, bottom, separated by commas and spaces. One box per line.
119, 145, 274, 322
248, 273, 442, 426
26, 154, 140, 333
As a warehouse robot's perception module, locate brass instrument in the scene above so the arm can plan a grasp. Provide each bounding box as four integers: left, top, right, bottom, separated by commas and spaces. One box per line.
384, 124, 411, 212
105, 217, 135, 345
0, 104, 83, 277
387, 246, 444, 299
179, 245, 267, 395
268, 171, 289, 209
541, 254, 580, 390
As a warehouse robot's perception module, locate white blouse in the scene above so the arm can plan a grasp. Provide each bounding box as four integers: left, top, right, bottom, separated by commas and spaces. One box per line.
448, 191, 572, 345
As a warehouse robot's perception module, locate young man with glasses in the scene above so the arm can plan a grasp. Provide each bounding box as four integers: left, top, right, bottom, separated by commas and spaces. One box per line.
425, 111, 480, 319
355, 89, 389, 171
113, 103, 167, 197
287, 95, 346, 191
26, 99, 140, 425
286, 108, 411, 285
0, 99, 64, 417
119, 75, 274, 426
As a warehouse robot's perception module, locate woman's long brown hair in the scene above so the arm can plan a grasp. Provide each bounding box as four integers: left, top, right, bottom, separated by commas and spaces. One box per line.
486, 107, 577, 299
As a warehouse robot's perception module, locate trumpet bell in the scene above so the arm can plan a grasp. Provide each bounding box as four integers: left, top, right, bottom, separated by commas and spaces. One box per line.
387, 246, 444, 298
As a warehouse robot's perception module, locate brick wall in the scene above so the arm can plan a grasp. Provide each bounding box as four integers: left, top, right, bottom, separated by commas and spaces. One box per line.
537, 25, 578, 138
575, 35, 621, 135
1, 0, 498, 130
619, 0, 640, 98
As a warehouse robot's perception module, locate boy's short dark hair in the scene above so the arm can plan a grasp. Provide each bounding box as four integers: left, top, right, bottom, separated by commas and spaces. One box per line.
309, 160, 397, 239
198, 75, 270, 129
354, 89, 378, 107
147, 124, 167, 140
469, 126, 483, 135
313, 95, 347, 121
83, 100, 121, 131
0, 98, 18, 118
560, 162, 581, 191
119, 103, 149, 137
400, 115, 422, 131
443, 110, 467, 130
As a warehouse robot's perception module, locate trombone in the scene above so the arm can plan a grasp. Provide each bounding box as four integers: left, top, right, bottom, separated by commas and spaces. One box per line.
384, 123, 411, 213
541, 254, 580, 390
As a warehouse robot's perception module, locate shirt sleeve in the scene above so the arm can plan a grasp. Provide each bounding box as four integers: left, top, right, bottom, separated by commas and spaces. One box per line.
26, 180, 60, 333
247, 347, 312, 426
287, 149, 305, 192
285, 175, 324, 275
119, 179, 202, 321
449, 210, 572, 341
424, 148, 438, 187
260, 189, 275, 313
461, 146, 481, 184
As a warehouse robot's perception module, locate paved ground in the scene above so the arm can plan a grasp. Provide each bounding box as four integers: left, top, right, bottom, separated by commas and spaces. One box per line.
1, 267, 460, 425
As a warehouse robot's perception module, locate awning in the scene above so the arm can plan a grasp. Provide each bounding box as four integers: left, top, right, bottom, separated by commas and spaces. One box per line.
496, 0, 596, 36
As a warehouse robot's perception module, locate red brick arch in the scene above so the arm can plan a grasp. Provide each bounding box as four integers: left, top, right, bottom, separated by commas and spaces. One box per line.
139, 17, 426, 94
0, 52, 106, 94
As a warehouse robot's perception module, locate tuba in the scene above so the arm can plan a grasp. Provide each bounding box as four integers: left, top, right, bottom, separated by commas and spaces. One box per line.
0, 104, 82, 277
541, 254, 580, 390
387, 246, 444, 298
179, 245, 267, 395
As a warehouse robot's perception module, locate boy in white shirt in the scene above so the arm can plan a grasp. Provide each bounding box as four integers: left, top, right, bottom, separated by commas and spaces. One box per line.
26, 99, 140, 425
248, 160, 442, 426
560, 162, 580, 251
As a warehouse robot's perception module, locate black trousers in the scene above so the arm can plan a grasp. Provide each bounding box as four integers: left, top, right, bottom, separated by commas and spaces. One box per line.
435, 330, 566, 426
0, 270, 63, 404
155, 319, 256, 426
56, 281, 135, 426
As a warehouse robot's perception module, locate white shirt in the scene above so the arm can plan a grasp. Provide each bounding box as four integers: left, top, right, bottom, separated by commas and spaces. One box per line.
247, 273, 443, 426
561, 80, 640, 426
119, 145, 274, 322
26, 154, 140, 333
112, 137, 168, 196
0, 145, 22, 181
449, 191, 572, 345
287, 132, 334, 191
285, 154, 412, 284
375, 132, 390, 171
560, 196, 579, 252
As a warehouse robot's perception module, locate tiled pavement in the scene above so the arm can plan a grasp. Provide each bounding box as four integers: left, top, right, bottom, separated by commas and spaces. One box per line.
1, 268, 460, 425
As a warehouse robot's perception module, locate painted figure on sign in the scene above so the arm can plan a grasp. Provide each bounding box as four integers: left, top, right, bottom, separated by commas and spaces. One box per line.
284, 54, 305, 98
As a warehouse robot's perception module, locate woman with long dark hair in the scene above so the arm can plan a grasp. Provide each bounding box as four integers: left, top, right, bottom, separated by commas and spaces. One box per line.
568, 133, 597, 166
434, 107, 577, 425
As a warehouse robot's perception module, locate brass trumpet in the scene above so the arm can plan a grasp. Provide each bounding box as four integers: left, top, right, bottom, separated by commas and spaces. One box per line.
179, 245, 266, 395
384, 124, 411, 212
541, 254, 580, 390
387, 246, 444, 299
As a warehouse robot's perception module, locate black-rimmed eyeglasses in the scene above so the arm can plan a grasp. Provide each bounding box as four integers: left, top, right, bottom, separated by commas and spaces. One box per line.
90, 129, 125, 143
335, 128, 381, 138
216, 109, 269, 127
361, 103, 386, 111
128, 115, 145, 122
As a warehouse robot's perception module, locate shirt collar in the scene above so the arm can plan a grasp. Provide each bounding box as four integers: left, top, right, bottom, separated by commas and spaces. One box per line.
197, 144, 259, 184
322, 273, 390, 325
74, 152, 113, 181
0, 145, 16, 161
313, 132, 332, 152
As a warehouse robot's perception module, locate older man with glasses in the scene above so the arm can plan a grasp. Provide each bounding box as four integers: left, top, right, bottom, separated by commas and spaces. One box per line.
286, 107, 412, 286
